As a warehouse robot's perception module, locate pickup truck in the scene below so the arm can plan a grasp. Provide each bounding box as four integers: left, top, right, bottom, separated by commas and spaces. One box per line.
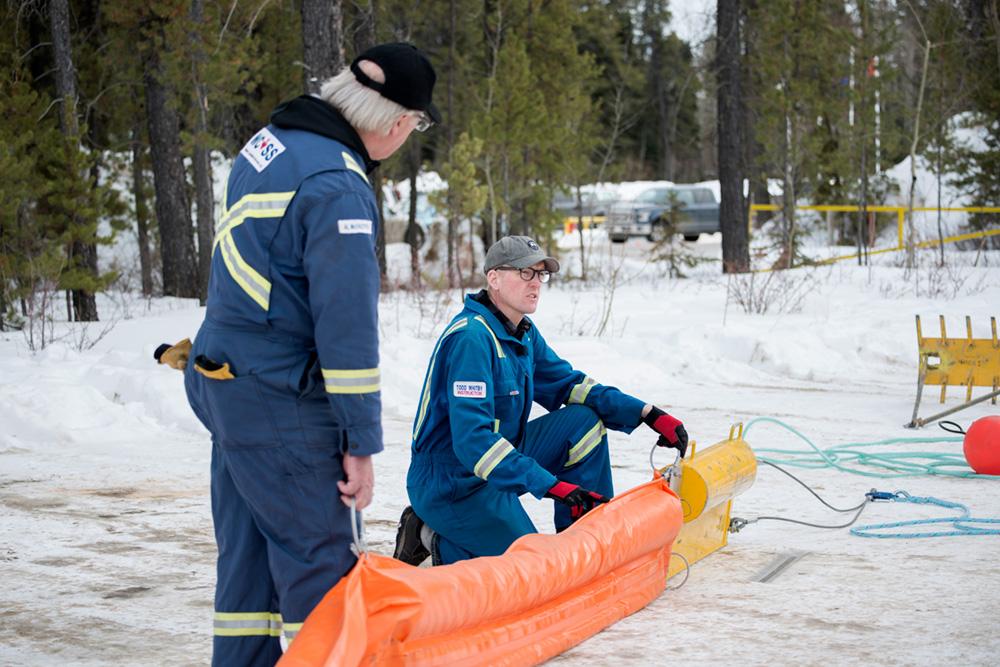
606, 185, 719, 243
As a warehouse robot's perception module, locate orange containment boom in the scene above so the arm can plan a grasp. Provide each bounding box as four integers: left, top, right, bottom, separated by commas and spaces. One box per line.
278, 477, 683, 667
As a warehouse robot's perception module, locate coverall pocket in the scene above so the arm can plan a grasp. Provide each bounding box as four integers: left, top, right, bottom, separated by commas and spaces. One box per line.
493, 381, 522, 421
202, 374, 281, 448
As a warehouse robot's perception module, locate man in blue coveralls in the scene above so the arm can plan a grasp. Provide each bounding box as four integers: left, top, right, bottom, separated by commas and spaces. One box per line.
184, 43, 438, 665
394, 236, 689, 566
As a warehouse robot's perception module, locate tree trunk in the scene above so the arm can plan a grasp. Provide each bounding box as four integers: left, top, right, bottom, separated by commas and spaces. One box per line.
857, 1, 869, 266
144, 39, 199, 298
131, 129, 154, 297
192, 136, 213, 303
446, 0, 458, 288
782, 110, 796, 269
301, 0, 344, 94
50, 0, 99, 321
50, 0, 78, 147
576, 184, 587, 280
352, 1, 386, 281
741, 1, 770, 226
717, 0, 749, 273
72, 157, 101, 321
191, 0, 213, 304
906, 38, 931, 269
652, 45, 672, 181
407, 148, 422, 290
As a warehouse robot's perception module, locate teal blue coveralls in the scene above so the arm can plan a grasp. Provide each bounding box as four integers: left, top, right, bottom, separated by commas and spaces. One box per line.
407, 293, 646, 564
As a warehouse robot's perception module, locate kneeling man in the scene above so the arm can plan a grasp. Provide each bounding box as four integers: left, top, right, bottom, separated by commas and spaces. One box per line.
395, 236, 687, 565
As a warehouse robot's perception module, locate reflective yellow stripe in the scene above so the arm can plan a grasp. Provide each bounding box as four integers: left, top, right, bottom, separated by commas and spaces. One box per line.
214, 627, 283, 637
473, 316, 505, 358
283, 621, 304, 642
474, 436, 515, 480
565, 421, 607, 467
413, 318, 468, 439
218, 231, 270, 310
211, 192, 292, 311
322, 367, 380, 394
342, 152, 370, 184
213, 191, 295, 247
567, 376, 597, 405
213, 611, 282, 637
214, 612, 280, 620
493, 419, 500, 433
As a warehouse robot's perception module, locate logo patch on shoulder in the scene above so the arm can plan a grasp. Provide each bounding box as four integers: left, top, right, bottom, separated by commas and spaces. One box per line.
453, 381, 487, 399
240, 128, 285, 173
338, 219, 373, 235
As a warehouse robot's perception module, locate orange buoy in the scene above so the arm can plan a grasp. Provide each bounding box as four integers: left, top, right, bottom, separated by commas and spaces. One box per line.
964, 415, 1000, 475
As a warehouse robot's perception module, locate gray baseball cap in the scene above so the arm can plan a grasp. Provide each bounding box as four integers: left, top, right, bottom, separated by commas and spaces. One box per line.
484, 236, 560, 274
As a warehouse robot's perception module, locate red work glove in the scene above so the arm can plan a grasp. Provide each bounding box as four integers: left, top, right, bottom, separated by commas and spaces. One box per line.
545, 481, 609, 520
643, 406, 689, 458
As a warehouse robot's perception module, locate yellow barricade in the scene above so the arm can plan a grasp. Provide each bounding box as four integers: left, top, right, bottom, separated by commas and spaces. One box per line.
909, 315, 1000, 427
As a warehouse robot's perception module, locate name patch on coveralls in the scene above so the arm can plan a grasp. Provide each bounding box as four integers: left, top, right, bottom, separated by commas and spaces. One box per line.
338, 219, 373, 234
453, 381, 487, 398
240, 128, 285, 172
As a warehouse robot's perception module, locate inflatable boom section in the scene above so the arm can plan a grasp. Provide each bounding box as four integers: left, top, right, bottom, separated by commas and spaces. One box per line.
279, 477, 683, 667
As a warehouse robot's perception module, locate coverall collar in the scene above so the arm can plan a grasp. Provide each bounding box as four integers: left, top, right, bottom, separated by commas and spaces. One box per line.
270, 94, 380, 174
464, 292, 531, 350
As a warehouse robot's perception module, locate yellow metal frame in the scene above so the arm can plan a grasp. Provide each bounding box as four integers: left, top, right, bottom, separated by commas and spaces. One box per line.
749, 204, 1000, 266
665, 424, 758, 579
910, 315, 1000, 426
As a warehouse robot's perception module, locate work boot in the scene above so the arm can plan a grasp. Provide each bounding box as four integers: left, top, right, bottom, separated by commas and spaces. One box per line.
393, 506, 430, 565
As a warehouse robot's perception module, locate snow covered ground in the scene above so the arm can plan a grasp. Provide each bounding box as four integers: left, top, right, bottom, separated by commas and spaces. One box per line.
2, 235, 999, 666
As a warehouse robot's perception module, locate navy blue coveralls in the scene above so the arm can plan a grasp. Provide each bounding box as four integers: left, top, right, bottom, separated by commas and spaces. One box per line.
185, 96, 382, 666
407, 292, 646, 565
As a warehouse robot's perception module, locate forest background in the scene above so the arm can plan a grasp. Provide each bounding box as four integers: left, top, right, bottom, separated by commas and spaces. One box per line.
1, 0, 998, 327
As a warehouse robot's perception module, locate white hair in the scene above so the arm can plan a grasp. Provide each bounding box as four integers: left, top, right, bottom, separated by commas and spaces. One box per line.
319, 64, 411, 135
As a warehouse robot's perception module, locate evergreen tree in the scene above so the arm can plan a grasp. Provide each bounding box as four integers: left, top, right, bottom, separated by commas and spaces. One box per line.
953, 0, 1000, 245
472, 0, 598, 248
717, 0, 749, 273
430, 133, 489, 286
1, 3, 123, 331
49, 0, 99, 321
748, 0, 852, 267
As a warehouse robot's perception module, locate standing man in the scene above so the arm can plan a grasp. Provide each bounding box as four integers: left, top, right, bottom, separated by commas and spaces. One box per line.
394, 236, 688, 566
185, 43, 438, 666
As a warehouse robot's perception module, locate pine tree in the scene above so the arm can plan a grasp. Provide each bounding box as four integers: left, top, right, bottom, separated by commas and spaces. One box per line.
49, 0, 100, 321
953, 0, 1000, 246
717, 0, 749, 273
748, 0, 853, 267
430, 133, 489, 285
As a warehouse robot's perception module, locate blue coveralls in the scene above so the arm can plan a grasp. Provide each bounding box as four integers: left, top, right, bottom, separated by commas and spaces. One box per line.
407, 294, 646, 564
184, 97, 382, 666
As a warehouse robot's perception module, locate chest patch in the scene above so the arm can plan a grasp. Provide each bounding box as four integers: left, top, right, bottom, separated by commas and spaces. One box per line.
240, 128, 285, 173
453, 381, 487, 399
338, 218, 373, 235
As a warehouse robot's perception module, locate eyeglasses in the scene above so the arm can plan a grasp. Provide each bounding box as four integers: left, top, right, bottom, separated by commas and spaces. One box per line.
414, 112, 434, 132
494, 266, 551, 283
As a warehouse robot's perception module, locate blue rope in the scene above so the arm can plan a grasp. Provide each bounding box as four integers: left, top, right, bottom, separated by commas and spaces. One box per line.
737, 418, 1000, 538
851, 491, 1000, 538
742, 416, 996, 479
